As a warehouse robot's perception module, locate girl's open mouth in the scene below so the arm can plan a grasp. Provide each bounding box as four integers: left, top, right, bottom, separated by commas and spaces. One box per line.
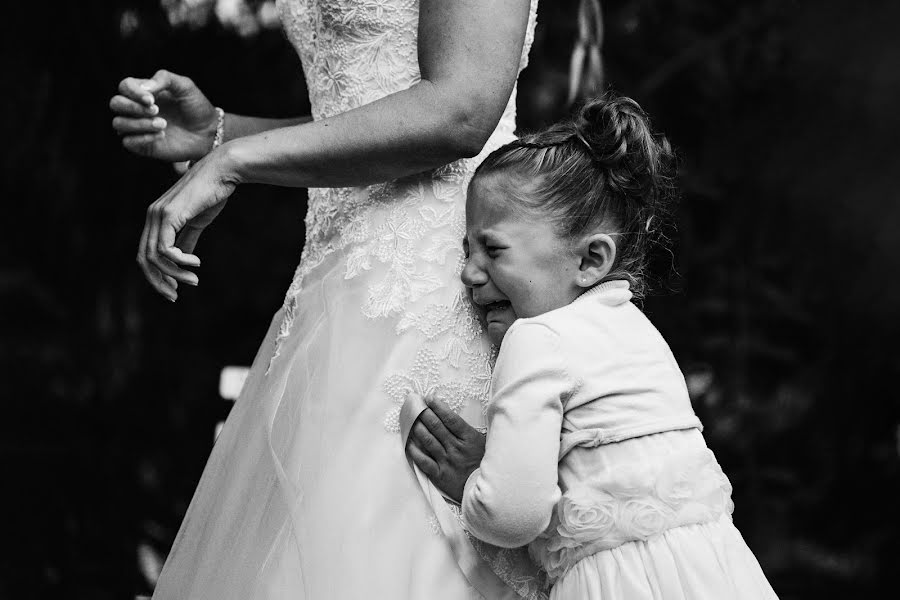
484, 300, 511, 319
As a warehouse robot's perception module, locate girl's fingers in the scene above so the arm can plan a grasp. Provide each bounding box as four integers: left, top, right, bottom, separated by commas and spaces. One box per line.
118, 77, 155, 106
411, 421, 445, 458
109, 95, 158, 117
112, 116, 167, 135
406, 440, 440, 479
417, 407, 455, 450
425, 397, 474, 439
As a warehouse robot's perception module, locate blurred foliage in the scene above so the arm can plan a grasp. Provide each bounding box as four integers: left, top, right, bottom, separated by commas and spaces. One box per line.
1, 0, 898, 598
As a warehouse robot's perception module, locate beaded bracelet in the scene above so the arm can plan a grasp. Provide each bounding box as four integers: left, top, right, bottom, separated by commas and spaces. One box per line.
182, 107, 224, 172
211, 106, 226, 150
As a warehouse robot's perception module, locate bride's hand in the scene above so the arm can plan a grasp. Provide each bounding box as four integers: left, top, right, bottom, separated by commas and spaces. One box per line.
111, 69, 219, 162
137, 150, 237, 301
406, 395, 486, 504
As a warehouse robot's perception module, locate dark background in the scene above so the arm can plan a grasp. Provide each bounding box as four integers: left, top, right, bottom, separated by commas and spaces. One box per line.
1, 0, 898, 598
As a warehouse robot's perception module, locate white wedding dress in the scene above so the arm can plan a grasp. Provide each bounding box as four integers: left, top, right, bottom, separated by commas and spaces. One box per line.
150, 1, 543, 598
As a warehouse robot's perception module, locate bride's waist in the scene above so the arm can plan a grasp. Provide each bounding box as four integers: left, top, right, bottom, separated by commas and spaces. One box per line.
304, 176, 456, 245
301, 121, 515, 253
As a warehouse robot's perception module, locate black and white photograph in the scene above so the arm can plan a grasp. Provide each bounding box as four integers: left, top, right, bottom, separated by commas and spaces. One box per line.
2, 0, 898, 598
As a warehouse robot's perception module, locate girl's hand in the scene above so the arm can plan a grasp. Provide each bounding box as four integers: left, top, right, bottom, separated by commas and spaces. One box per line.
111, 69, 219, 162
405, 395, 487, 503
136, 150, 237, 301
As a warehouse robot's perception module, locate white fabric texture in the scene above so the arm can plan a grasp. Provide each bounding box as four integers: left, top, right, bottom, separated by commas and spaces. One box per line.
461, 282, 778, 598
150, 0, 545, 599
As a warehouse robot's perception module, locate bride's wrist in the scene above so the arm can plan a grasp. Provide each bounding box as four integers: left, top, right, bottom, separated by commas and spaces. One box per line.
185, 107, 226, 166
215, 138, 249, 186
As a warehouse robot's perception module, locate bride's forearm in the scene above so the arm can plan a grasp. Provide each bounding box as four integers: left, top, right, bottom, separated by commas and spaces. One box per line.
222, 114, 313, 143
220, 81, 494, 189
217, 0, 531, 189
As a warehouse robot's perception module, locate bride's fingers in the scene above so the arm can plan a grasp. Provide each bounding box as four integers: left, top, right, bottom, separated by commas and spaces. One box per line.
151, 264, 179, 298
175, 226, 203, 256
159, 219, 200, 270
146, 69, 195, 99
406, 440, 440, 479
137, 220, 177, 301
122, 132, 165, 155
109, 95, 158, 118
155, 253, 199, 286
136, 218, 153, 285
145, 203, 164, 274
118, 77, 155, 106
162, 244, 201, 269
145, 204, 177, 300
150, 263, 178, 301
112, 116, 167, 136
150, 201, 201, 286
156, 226, 199, 285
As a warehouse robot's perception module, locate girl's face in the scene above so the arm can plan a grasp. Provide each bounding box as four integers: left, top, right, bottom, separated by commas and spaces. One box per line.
462, 172, 584, 345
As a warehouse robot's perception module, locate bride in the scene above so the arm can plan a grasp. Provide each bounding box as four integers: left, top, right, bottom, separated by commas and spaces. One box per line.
111, 1, 542, 598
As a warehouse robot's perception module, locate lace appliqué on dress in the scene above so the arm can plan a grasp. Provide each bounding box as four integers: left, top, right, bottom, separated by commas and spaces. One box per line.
436, 503, 550, 600
344, 189, 457, 319
397, 291, 482, 366
382, 348, 491, 433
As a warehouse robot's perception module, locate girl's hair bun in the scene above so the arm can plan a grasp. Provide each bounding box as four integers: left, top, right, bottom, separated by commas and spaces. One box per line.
573, 94, 673, 202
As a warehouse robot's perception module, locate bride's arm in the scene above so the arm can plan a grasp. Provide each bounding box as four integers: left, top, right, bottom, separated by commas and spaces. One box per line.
221, 0, 532, 188
137, 0, 531, 300
219, 114, 312, 141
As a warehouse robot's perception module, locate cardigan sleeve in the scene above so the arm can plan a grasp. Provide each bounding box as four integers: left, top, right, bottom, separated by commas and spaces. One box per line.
461, 322, 569, 548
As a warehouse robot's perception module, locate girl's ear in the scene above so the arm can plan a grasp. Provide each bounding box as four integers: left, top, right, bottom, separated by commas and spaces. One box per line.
576, 233, 617, 288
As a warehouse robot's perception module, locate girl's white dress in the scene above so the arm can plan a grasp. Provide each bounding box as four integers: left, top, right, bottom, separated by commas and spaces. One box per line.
150, 1, 544, 599
458, 281, 779, 599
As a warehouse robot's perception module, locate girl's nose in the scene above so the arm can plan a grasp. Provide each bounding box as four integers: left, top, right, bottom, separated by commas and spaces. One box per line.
460, 258, 487, 288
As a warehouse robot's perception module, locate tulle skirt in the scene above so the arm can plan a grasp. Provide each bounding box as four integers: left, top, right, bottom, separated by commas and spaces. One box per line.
150, 244, 495, 599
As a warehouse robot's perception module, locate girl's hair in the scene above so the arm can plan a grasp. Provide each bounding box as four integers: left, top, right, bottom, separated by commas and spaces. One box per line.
472, 92, 677, 299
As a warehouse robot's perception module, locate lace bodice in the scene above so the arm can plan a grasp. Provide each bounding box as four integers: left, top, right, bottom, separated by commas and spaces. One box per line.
279, 0, 421, 121
278, 0, 534, 120
270, 0, 538, 369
